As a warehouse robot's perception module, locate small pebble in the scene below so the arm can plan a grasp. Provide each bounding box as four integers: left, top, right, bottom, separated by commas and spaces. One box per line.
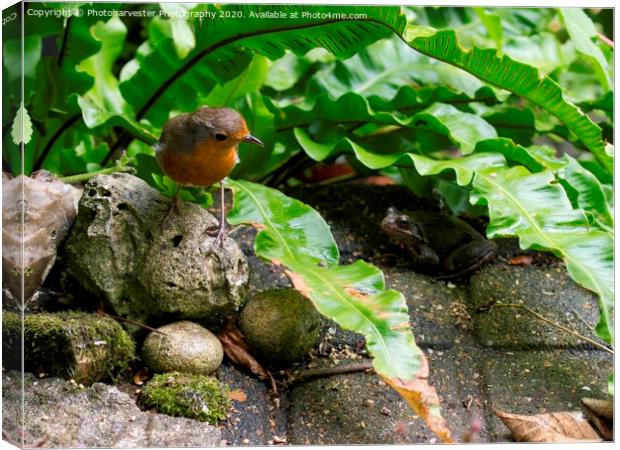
141, 321, 223, 375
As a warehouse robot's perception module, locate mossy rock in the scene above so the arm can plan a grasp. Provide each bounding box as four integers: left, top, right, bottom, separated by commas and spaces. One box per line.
238, 288, 321, 367
2, 311, 135, 384
141, 372, 230, 424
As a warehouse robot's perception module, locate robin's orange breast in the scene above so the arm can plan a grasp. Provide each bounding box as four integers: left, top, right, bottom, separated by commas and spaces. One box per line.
157, 142, 238, 187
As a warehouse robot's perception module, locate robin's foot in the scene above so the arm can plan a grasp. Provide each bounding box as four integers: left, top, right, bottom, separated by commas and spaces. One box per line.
160, 195, 181, 229
205, 223, 226, 254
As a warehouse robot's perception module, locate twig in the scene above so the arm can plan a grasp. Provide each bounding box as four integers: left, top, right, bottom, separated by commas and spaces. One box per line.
267, 371, 278, 395
489, 302, 613, 354
227, 225, 245, 236
99, 311, 168, 336
571, 309, 595, 333
287, 361, 374, 385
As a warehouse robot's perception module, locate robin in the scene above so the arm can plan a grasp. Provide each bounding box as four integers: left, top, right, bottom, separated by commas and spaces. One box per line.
155, 107, 263, 249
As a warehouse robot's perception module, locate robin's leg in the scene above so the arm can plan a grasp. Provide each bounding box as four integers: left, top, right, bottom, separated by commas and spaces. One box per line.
160, 184, 181, 228
206, 182, 227, 254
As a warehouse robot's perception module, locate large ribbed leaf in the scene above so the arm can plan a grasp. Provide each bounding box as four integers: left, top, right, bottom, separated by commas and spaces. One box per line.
227, 179, 453, 443
558, 156, 613, 232
405, 27, 611, 173
273, 87, 494, 132
470, 166, 613, 343
76, 18, 156, 144
308, 35, 489, 100
119, 5, 406, 128
291, 99, 496, 159
559, 8, 612, 91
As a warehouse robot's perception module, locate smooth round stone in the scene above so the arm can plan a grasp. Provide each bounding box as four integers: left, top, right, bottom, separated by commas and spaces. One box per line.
238, 288, 321, 367
142, 321, 223, 375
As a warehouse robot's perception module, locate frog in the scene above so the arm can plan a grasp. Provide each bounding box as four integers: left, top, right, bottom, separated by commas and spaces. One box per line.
381, 207, 497, 277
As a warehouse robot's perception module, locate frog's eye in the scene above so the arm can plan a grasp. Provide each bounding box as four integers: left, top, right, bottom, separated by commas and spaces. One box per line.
396, 215, 410, 228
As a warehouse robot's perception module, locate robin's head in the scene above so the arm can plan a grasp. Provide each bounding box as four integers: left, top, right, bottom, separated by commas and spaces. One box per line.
190, 107, 263, 148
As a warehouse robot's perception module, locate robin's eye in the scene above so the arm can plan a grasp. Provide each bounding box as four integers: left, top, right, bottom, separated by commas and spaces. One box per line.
396, 216, 410, 228
215, 133, 228, 141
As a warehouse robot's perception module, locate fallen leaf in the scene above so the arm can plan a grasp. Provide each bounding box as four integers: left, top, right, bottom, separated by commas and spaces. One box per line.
272, 435, 287, 444
582, 398, 613, 419
132, 369, 150, 386
217, 321, 269, 380
381, 357, 454, 443
494, 409, 601, 442
581, 398, 613, 440
308, 163, 355, 183
229, 389, 247, 402
352, 175, 396, 186
507, 255, 534, 266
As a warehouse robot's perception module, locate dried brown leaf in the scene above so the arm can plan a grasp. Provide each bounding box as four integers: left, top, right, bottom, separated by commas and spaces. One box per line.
381, 357, 454, 443
133, 369, 150, 386
494, 409, 601, 442
229, 389, 248, 402
217, 321, 269, 380
582, 397, 613, 420
507, 255, 534, 266
272, 435, 287, 444
581, 398, 613, 440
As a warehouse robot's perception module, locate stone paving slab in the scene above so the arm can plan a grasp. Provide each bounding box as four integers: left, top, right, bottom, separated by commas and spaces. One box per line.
478, 349, 613, 441
468, 263, 602, 349
286, 358, 432, 445
382, 266, 469, 348
425, 346, 490, 442
216, 362, 285, 446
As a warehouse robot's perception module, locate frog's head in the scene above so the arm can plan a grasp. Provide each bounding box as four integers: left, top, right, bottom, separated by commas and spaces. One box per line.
381, 207, 425, 243
381, 207, 439, 266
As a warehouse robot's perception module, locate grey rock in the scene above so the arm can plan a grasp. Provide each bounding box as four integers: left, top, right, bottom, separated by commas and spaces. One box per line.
62, 173, 249, 327
2, 371, 221, 448
239, 289, 321, 367
2, 171, 81, 301
142, 321, 223, 375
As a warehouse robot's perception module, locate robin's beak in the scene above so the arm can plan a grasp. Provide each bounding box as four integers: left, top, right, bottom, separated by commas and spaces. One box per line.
243, 134, 263, 146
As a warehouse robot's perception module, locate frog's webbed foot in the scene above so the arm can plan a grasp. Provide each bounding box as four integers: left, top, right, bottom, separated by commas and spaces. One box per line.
442, 239, 497, 277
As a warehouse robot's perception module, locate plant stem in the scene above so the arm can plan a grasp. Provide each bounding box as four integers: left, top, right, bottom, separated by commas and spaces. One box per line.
489, 302, 613, 354
597, 32, 614, 47
59, 164, 134, 184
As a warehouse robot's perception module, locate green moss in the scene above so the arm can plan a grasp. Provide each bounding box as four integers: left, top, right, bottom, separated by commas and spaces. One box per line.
2, 311, 135, 384
141, 372, 231, 424
2, 312, 23, 370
